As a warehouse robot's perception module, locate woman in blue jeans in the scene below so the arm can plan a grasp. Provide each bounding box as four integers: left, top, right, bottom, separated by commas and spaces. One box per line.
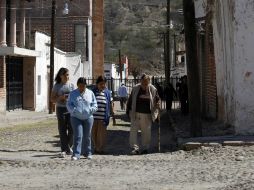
67, 77, 98, 160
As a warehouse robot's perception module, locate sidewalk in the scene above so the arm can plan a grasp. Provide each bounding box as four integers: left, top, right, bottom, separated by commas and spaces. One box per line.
169, 111, 254, 150
0, 110, 56, 128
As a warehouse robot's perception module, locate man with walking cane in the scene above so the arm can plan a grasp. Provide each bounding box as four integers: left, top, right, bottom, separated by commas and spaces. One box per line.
126, 74, 160, 155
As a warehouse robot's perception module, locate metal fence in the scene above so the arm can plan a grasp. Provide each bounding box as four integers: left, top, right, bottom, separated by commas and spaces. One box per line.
86, 77, 181, 110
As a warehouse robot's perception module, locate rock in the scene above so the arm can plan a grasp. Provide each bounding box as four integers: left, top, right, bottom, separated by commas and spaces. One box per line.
178, 150, 185, 155
235, 156, 244, 161
201, 146, 210, 151
192, 150, 200, 156
208, 143, 221, 148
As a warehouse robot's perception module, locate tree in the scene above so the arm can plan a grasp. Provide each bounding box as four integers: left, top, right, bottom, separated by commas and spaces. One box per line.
128, 58, 142, 80
183, 0, 202, 137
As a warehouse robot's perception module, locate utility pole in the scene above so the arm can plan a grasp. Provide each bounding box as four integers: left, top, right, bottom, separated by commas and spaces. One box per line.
49, 0, 56, 114
173, 33, 177, 67
183, 0, 202, 137
165, 0, 171, 84
163, 33, 166, 72
118, 49, 122, 82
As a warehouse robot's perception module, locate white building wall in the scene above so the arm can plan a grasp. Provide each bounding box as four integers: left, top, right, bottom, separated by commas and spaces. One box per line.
66, 54, 82, 86
212, 0, 254, 134
233, 0, 254, 134
35, 32, 83, 112
35, 32, 51, 112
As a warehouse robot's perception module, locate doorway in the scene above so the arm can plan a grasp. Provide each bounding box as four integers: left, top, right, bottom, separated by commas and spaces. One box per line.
6, 57, 23, 110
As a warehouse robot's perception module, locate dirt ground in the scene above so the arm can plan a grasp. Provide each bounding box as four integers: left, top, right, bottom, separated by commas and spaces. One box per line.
0, 105, 254, 190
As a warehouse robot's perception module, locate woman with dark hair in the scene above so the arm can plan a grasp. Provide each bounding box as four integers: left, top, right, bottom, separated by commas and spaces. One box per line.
51, 67, 74, 158
67, 77, 97, 160
92, 76, 113, 154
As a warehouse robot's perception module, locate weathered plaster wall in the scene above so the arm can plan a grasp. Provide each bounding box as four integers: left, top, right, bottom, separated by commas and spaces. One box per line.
194, 0, 207, 18
233, 0, 254, 134
213, 0, 254, 134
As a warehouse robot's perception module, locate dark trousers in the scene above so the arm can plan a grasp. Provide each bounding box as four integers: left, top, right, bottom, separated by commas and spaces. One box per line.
56, 106, 73, 152
119, 97, 127, 110
180, 99, 189, 115
166, 99, 173, 111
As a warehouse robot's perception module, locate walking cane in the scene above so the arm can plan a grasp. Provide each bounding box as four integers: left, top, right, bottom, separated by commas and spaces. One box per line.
158, 108, 161, 153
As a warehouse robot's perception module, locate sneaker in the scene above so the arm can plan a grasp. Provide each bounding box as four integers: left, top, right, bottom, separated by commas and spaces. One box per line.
71, 156, 78, 161
85, 155, 92, 160
66, 148, 73, 155
130, 148, 140, 155
59, 152, 66, 158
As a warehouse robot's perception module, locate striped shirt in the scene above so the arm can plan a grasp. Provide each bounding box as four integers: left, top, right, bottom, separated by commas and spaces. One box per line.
94, 91, 107, 120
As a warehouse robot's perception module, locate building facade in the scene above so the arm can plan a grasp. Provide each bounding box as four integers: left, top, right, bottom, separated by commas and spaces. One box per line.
194, 0, 254, 134
25, 0, 92, 77
0, 0, 92, 113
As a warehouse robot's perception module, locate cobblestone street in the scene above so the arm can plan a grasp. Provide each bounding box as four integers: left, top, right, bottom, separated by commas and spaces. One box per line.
0, 102, 254, 190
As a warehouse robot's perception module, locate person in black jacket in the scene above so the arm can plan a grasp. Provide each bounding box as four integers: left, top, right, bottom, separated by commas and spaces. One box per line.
179, 76, 189, 115
164, 82, 177, 112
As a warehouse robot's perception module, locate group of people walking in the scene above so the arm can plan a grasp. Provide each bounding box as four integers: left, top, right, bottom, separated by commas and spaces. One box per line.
52, 67, 190, 159
51, 68, 162, 159
51, 68, 113, 160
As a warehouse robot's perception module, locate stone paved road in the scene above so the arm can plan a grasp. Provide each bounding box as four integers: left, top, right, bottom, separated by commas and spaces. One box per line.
0, 102, 254, 190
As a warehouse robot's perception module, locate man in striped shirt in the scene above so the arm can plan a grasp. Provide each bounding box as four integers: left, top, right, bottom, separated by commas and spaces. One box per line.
92, 76, 113, 154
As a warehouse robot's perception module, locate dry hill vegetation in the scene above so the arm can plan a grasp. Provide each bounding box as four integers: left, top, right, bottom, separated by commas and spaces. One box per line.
104, 0, 183, 76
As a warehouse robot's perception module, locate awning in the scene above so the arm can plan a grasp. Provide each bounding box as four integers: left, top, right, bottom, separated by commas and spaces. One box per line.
0, 46, 40, 57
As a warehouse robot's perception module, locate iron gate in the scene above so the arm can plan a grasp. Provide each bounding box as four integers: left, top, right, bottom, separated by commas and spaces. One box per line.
86, 77, 181, 110
6, 57, 23, 110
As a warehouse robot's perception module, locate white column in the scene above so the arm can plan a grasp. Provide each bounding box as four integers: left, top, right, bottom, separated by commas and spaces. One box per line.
10, 0, 17, 47
20, 0, 25, 48
0, 0, 7, 46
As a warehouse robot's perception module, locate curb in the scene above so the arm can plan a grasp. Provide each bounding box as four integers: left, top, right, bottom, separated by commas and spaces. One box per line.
181, 141, 254, 151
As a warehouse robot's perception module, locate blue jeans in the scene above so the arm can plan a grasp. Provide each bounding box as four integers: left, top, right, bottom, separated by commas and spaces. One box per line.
71, 116, 94, 158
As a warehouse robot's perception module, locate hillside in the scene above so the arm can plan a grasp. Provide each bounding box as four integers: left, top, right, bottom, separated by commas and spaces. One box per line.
104, 0, 183, 76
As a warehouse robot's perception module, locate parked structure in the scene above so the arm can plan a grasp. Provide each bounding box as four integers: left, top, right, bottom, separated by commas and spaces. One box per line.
194, 0, 254, 135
